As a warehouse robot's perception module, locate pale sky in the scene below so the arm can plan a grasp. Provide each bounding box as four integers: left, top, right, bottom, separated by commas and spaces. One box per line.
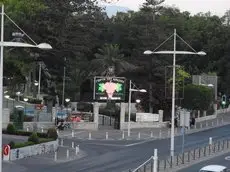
105, 0, 230, 16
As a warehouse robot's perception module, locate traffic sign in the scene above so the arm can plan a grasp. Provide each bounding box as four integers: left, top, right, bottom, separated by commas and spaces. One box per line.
3, 145, 10, 155
3, 145, 10, 161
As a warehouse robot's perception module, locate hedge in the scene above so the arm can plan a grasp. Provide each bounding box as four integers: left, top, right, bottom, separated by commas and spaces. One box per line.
10, 138, 55, 149
3, 129, 48, 138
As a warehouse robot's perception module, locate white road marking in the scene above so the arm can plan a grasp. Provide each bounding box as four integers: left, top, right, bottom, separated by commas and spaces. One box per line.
225, 156, 230, 160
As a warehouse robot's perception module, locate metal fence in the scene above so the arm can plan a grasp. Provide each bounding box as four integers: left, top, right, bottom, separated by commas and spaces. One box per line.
130, 139, 230, 172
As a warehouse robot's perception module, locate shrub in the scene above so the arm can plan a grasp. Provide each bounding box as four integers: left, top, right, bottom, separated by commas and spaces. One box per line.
47, 128, 58, 140
6, 124, 16, 134
8, 141, 15, 149
28, 132, 39, 144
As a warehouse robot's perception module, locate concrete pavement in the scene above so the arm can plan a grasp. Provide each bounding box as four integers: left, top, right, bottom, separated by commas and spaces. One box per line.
58, 113, 229, 141
177, 152, 230, 172
9, 123, 230, 172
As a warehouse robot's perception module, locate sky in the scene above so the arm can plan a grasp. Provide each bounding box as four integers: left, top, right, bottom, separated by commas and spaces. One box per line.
104, 0, 230, 16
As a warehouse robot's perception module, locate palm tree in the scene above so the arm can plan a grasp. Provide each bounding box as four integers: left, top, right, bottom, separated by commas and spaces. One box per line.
89, 44, 137, 76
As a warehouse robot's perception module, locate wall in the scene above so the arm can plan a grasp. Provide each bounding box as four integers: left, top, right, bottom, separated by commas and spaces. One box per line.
70, 122, 98, 130
10, 139, 58, 161
23, 122, 55, 130
120, 121, 168, 130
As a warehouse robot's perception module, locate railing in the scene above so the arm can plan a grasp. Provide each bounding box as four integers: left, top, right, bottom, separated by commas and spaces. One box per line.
130, 138, 230, 172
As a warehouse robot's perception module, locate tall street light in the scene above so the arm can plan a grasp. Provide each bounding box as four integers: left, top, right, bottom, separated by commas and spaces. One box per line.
143, 29, 206, 157
0, 4, 52, 171
128, 80, 147, 137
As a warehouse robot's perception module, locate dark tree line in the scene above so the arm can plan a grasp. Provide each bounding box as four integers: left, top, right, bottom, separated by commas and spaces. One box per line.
2, 0, 230, 115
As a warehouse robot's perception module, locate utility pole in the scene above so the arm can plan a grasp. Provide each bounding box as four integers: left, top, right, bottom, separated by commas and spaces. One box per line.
62, 57, 66, 106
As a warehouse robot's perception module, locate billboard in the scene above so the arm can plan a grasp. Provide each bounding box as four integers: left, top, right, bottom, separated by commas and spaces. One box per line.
93, 77, 126, 101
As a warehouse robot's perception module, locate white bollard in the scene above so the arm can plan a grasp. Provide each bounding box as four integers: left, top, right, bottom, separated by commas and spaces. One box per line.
200, 123, 203, 129
168, 130, 170, 137
194, 123, 197, 129
57, 129, 59, 135
75, 145, 79, 155
66, 149, 69, 159
150, 131, 153, 138
217, 119, 219, 126
209, 137, 213, 145
72, 130, 74, 137
26, 127, 29, 132
106, 132, 108, 140
41, 127, 44, 133
206, 121, 208, 127
122, 131, 125, 139
61, 139, 64, 146
159, 130, 162, 138
153, 149, 158, 172
88, 132, 91, 140
72, 142, 74, 148
54, 151, 57, 161
212, 121, 214, 127
138, 132, 140, 139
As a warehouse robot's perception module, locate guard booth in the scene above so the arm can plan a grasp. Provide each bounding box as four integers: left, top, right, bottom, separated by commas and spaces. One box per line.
10, 105, 25, 130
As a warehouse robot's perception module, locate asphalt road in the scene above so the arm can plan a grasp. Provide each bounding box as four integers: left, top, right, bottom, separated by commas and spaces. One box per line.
12, 124, 230, 172
3, 134, 28, 145
177, 152, 230, 172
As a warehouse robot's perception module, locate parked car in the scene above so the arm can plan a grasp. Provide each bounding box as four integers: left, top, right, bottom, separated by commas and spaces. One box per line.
199, 165, 229, 172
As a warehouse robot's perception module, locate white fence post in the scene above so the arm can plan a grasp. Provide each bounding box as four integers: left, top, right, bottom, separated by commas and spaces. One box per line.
61, 139, 63, 146
72, 142, 74, 148
211, 121, 214, 127
72, 130, 74, 137
76, 145, 79, 155
206, 121, 208, 127
153, 149, 158, 172
89, 132, 92, 140
54, 151, 57, 161
122, 131, 125, 139
66, 149, 69, 159
41, 127, 44, 133
106, 132, 108, 140
150, 131, 153, 138
26, 127, 29, 132
200, 123, 203, 129
159, 130, 162, 138
138, 132, 140, 139
168, 129, 170, 137
209, 137, 213, 145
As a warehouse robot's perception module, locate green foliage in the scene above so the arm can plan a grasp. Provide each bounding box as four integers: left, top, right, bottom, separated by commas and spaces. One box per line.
11, 138, 53, 149
8, 141, 15, 149
182, 84, 213, 110
3, 129, 48, 138
28, 132, 39, 144
47, 128, 58, 140
6, 123, 16, 134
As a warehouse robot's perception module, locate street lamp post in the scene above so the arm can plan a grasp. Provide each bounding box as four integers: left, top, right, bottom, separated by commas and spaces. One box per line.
128, 80, 147, 137
23, 98, 28, 115
0, 4, 52, 171
144, 29, 206, 157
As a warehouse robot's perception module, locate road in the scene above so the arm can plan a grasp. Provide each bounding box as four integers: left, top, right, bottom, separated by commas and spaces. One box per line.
177, 152, 230, 172
10, 124, 230, 172
3, 134, 28, 145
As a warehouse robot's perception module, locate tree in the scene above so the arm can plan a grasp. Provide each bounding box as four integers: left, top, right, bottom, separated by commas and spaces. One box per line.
89, 44, 137, 76
182, 84, 213, 111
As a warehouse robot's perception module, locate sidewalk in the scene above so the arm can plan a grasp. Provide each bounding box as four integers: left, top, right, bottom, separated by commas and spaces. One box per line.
10, 143, 86, 170
58, 113, 230, 141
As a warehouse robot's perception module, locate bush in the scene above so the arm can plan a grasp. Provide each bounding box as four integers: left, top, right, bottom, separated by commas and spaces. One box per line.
47, 128, 58, 140
28, 132, 39, 144
8, 141, 15, 149
3, 129, 48, 138
6, 124, 16, 134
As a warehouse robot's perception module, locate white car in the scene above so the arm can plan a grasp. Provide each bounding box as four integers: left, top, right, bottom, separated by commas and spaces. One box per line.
199, 165, 229, 172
